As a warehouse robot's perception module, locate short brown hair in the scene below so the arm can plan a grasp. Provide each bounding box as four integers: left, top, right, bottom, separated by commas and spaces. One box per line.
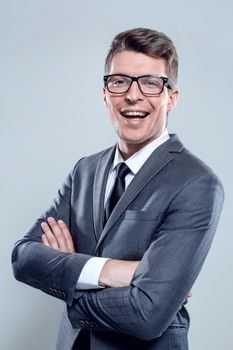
105, 28, 178, 85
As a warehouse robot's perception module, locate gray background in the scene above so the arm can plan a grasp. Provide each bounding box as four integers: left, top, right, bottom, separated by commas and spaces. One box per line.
1, 0, 232, 349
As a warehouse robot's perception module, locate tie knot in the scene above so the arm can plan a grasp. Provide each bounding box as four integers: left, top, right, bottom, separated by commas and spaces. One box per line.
116, 162, 130, 180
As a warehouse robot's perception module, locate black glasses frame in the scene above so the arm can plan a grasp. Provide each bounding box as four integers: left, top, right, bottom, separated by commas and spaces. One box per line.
103, 74, 174, 96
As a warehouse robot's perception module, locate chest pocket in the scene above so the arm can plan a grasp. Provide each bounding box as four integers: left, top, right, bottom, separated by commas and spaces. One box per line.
100, 210, 160, 259
123, 210, 159, 221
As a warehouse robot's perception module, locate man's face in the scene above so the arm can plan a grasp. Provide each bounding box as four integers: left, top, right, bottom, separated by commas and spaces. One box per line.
103, 51, 179, 158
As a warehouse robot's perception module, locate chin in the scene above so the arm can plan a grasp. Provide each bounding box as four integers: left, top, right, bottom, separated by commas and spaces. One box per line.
122, 132, 153, 144
119, 136, 152, 148
119, 135, 143, 145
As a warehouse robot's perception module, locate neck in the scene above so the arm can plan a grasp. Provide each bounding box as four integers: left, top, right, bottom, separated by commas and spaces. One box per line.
118, 144, 142, 160
118, 132, 166, 160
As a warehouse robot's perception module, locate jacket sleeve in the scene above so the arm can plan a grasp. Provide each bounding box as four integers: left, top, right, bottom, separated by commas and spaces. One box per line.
67, 173, 224, 340
11, 163, 92, 306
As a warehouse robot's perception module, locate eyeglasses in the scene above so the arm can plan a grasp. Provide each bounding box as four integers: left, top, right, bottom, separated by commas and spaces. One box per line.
103, 74, 174, 96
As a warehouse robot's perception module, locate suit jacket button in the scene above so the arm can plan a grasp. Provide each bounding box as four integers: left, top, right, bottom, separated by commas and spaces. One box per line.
57, 291, 62, 297
79, 320, 85, 327
49, 288, 56, 296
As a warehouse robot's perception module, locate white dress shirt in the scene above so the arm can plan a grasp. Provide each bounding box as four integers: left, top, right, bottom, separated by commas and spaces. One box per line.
76, 130, 170, 289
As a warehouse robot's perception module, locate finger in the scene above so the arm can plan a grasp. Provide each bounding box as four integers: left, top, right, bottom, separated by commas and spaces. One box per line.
41, 221, 59, 250
187, 291, 192, 298
57, 220, 75, 253
47, 217, 68, 252
41, 233, 50, 247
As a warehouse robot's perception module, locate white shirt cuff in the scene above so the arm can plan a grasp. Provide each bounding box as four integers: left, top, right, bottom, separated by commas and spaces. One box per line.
76, 257, 109, 290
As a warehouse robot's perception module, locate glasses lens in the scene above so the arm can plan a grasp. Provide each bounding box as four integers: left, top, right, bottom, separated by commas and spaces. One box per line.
107, 75, 131, 93
138, 76, 164, 95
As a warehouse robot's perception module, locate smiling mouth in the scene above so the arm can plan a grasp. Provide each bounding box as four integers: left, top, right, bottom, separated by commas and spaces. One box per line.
120, 111, 149, 119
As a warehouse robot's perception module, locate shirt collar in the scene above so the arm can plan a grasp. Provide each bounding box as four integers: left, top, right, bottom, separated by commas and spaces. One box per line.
112, 129, 170, 175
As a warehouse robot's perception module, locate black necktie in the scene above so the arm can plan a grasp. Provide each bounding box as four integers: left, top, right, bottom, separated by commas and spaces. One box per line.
105, 162, 130, 222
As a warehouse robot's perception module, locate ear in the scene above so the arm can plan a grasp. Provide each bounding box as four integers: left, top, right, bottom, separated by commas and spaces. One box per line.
103, 87, 107, 106
167, 89, 180, 112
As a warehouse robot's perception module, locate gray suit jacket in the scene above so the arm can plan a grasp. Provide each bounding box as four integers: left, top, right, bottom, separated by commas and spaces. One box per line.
12, 134, 224, 350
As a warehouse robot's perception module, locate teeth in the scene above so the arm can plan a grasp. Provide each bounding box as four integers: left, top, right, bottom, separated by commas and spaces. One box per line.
122, 111, 147, 117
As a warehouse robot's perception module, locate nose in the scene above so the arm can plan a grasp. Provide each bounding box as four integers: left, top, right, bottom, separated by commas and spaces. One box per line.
125, 81, 144, 103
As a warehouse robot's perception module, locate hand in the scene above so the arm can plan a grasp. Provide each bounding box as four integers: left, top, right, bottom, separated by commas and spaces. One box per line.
99, 259, 139, 288
41, 217, 75, 253
182, 291, 192, 306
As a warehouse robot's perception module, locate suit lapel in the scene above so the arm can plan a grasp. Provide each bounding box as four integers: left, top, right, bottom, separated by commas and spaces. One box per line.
95, 135, 182, 251
92, 146, 115, 241
94, 134, 184, 251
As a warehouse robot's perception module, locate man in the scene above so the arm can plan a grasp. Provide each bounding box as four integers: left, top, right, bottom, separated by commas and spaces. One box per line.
12, 28, 224, 349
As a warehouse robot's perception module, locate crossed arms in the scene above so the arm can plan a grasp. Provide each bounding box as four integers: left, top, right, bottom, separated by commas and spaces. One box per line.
12, 162, 224, 340
41, 216, 139, 288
